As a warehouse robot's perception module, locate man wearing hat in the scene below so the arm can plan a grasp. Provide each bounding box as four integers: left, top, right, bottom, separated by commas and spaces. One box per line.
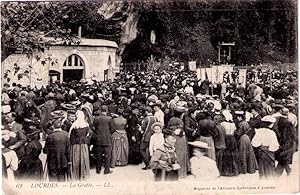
274, 107, 297, 177
40, 92, 57, 135
43, 117, 70, 182
62, 110, 76, 133
149, 129, 180, 181
93, 105, 116, 174
19, 126, 43, 180
188, 141, 219, 180
140, 106, 158, 170
3, 112, 27, 160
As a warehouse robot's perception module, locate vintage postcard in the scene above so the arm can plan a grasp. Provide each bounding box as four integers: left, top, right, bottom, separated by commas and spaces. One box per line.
1, 1, 299, 194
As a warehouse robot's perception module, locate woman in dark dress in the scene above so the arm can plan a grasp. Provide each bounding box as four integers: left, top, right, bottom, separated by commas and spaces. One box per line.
219, 110, 240, 176
127, 105, 142, 164
167, 109, 190, 179
69, 110, 90, 180
111, 108, 129, 167
234, 111, 258, 174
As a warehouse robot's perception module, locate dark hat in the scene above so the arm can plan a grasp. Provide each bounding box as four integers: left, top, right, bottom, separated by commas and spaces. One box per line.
67, 109, 76, 114
131, 104, 139, 110
101, 105, 108, 112
272, 104, 284, 109
174, 106, 188, 113
162, 128, 176, 137
286, 103, 296, 108
231, 102, 241, 110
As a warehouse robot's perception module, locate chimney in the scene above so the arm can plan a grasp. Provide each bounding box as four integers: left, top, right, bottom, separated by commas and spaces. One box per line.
78, 26, 82, 39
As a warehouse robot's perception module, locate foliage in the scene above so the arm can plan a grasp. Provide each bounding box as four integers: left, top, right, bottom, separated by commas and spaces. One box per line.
1, 1, 297, 66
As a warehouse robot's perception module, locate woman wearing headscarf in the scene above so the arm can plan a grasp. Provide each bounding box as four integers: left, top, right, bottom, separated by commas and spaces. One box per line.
251, 115, 280, 179
111, 108, 129, 167
219, 110, 240, 176
69, 110, 91, 180
167, 109, 190, 179
233, 111, 258, 174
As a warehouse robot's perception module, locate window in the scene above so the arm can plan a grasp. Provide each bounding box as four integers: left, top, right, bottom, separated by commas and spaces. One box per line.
63, 54, 84, 67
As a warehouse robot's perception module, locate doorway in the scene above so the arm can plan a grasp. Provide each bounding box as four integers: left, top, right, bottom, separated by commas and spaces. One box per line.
62, 54, 85, 82
49, 70, 60, 84
63, 69, 83, 82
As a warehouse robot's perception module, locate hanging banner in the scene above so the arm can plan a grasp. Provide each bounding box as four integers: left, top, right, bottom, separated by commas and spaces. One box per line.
206, 68, 212, 81
239, 68, 247, 88
211, 65, 218, 83
188, 61, 197, 71
200, 68, 206, 80
217, 65, 225, 83
196, 68, 201, 80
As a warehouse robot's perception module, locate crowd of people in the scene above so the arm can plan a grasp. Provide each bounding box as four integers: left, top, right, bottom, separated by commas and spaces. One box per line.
1, 66, 298, 182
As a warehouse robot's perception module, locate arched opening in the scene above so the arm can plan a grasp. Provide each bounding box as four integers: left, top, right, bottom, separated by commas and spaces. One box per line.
63, 54, 85, 82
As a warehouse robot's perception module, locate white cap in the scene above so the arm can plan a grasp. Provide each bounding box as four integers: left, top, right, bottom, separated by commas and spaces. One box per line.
261, 115, 276, 123
188, 141, 210, 149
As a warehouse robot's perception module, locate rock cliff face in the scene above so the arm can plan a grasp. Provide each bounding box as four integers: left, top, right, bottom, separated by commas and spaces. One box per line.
97, 1, 296, 65
98, 2, 139, 65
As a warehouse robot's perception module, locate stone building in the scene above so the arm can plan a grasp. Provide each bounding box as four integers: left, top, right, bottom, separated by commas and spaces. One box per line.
1, 38, 119, 88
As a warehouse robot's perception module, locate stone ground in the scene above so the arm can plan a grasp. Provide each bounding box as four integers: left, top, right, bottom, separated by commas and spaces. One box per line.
38, 140, 299, 184
12, 141, 296, 194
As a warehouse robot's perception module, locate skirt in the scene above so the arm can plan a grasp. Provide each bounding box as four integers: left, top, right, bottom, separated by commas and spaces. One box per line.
175, 135, 190, 178
198, 136, 216, 161
111, 130, 129, 167
220, 134, 240, 176
71, 144, 90, 180
238, 135, 258, 174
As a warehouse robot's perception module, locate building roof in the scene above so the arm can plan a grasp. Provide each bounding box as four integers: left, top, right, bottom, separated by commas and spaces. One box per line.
45, 37, 118, 48
79, 38, 118, 48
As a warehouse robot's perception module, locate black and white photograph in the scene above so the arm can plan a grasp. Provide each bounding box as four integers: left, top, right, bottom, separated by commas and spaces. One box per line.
1, 1, 299, 194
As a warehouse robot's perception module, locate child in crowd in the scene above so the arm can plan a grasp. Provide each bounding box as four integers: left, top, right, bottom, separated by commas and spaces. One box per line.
150, 128, 180, 181
149, 122, 165, 157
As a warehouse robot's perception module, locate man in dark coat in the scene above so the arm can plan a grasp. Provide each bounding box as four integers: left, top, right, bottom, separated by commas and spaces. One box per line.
19, 127, 43, 180
3, 112, 27, 160
61, 110, 76, 133
93, 105, 116, 174
127, 105, 142, 164
249, 104, 263, 130
43, 118, 70, 182
140, 106, 157, 170
274, 108, 297, 176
